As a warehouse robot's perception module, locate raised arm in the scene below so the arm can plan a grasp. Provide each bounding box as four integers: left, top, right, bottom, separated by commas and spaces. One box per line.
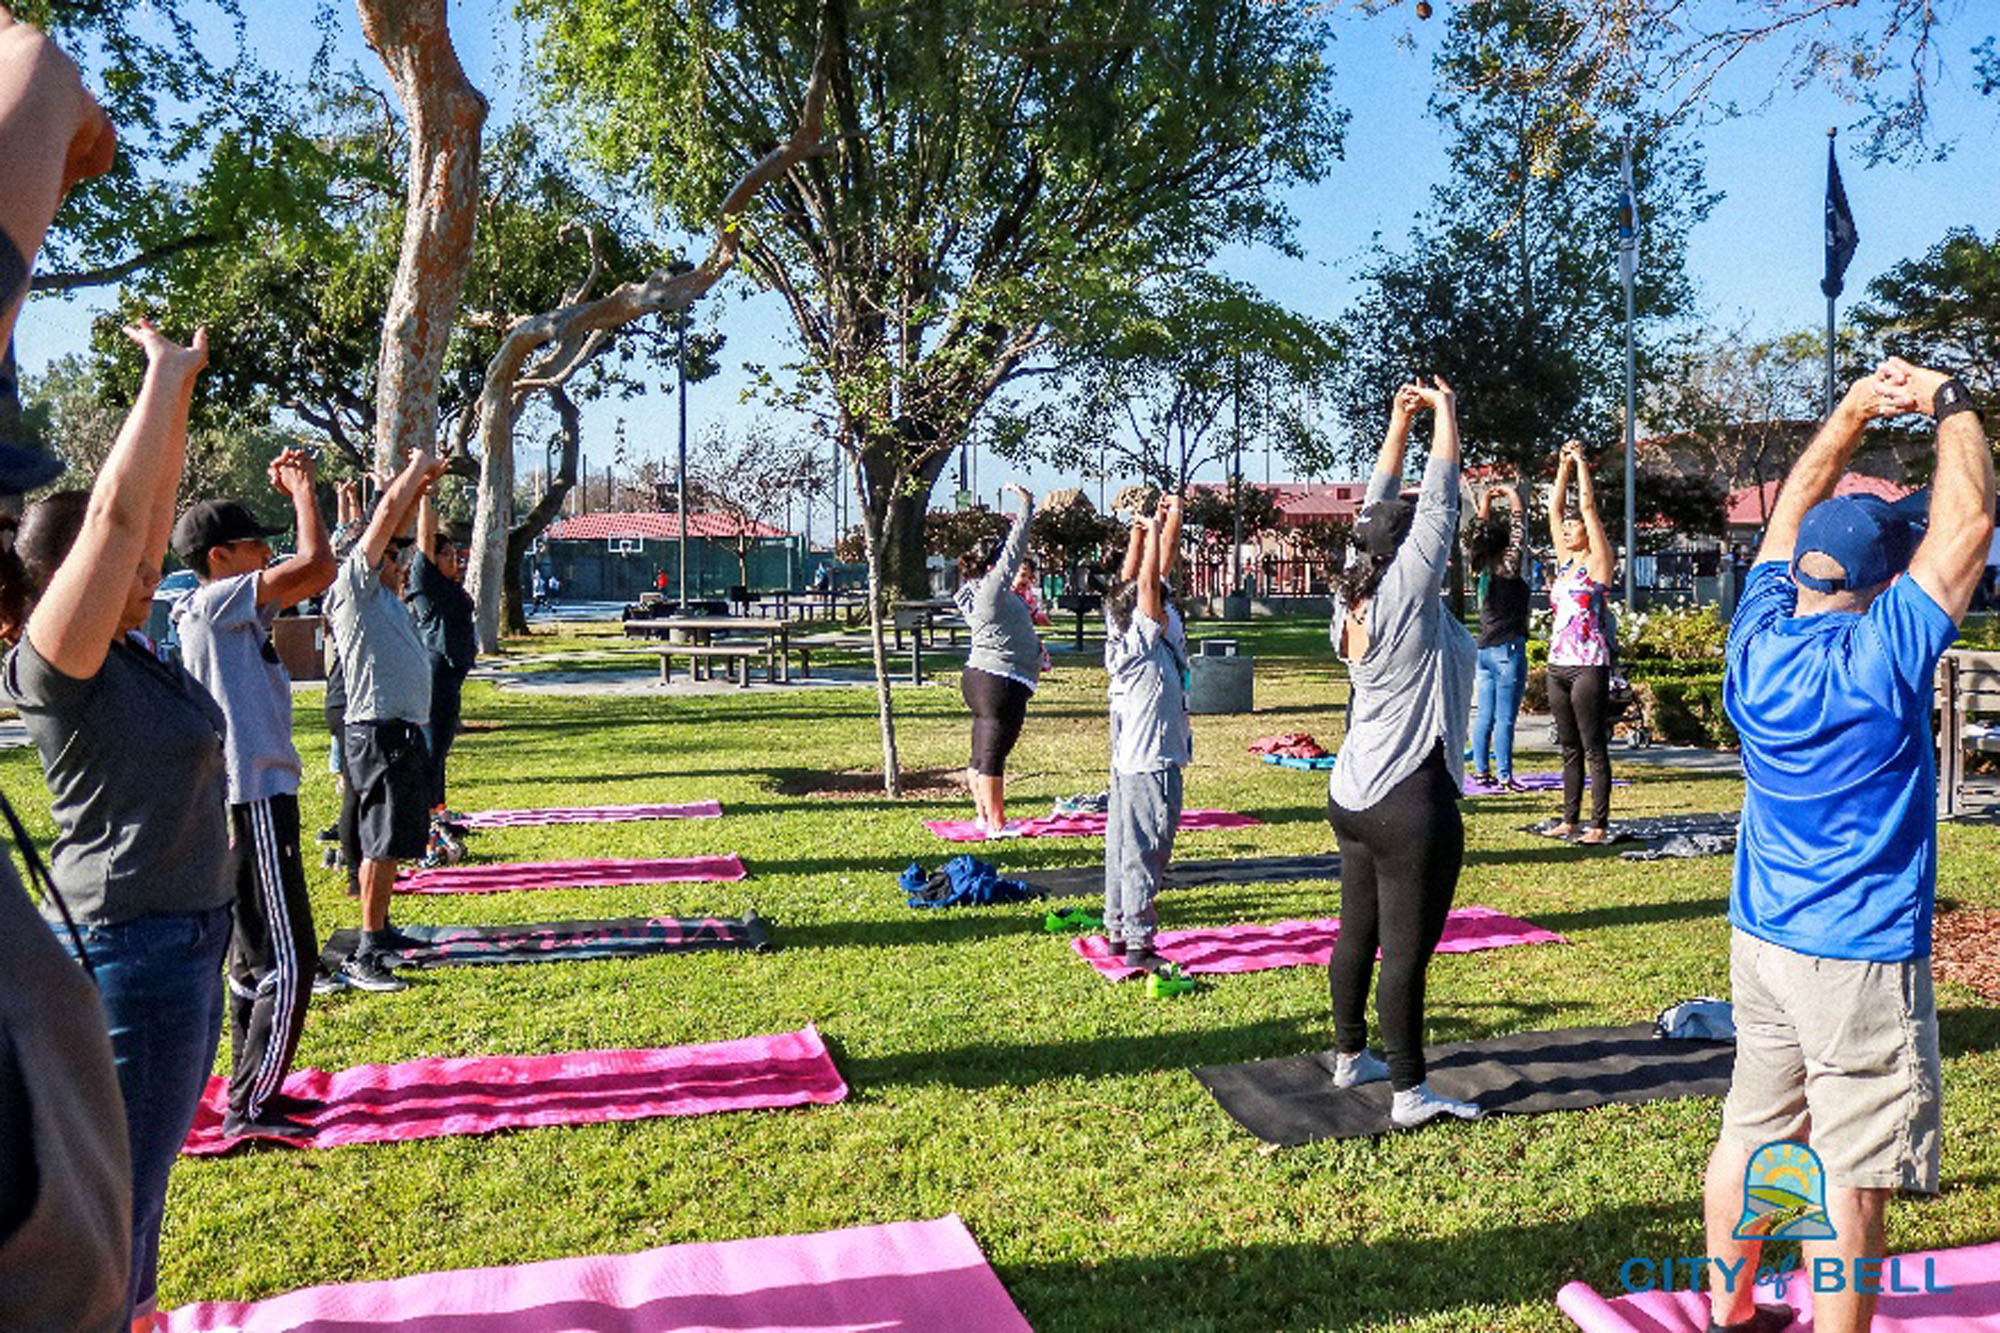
358, 448, 443, 569
417, 489, 439, 558
257, 448, 337, 610
1499, 484, 1526, 576
1120, 510, 1146, 583
1548, 450, 1573, 554
1369, 384, 1423, 500
1567, 443, 1615, 586
1135, 514, 1164, 623
1895, 360, 1995, 623
1158, 492, 1184, 577
0, 9, 114, 345
27, 323, 206, 676
1756, 370, 1918, 565
986, 483, 1034, 591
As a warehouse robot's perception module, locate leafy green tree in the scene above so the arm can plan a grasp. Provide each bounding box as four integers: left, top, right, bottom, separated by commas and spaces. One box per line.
523, 0, 1343, 602
1332, 0, 1715, 481
1849, 227, 2000, 399
994, 274, 1340, 496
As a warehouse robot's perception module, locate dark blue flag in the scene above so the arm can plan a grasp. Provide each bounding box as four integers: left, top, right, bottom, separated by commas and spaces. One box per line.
1822, 137, 1858, 299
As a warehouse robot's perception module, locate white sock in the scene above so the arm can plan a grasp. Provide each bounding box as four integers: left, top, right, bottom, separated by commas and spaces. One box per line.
1390, 1083, 1482, 1128
1331, 1049, 1389, 1089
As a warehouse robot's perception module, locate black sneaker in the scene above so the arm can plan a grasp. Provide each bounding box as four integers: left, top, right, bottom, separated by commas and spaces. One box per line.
1708, 1304, 1796, 1333
375, 925, 427, 953
317, 824, 340, 843
1123, 946, 1173, 975
262, 1091, 324, 1118
221, 1108, 313, 1142
339, 951, 408, 993
310, 964, 348, 996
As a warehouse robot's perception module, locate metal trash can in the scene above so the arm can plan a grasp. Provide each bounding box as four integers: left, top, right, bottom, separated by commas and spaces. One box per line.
1188, 638, 1254, 714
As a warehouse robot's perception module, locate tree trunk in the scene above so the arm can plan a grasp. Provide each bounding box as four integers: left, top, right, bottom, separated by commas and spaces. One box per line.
499, 386, 580, 637
357, 0, 488, 477
863, 442, 953, 601
850, 438, 903, 797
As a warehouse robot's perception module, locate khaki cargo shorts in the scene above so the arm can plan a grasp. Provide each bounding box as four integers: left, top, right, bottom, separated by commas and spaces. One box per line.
1720, 929, 1941, 1192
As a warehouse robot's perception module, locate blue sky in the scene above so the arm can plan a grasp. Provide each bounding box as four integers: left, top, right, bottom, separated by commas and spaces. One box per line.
17, 1, 2000, 538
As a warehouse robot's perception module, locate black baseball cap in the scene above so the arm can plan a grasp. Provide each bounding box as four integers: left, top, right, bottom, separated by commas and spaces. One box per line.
1352, 497, 1416, 558
170, 499, 285, 561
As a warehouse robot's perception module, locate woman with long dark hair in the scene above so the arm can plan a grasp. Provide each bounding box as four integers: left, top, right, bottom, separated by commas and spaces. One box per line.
1465, 481, 1530, 790
955, 483, 1043, 836
0, 321, 228, 1328
1545, 440, 1617, 844
1325, 378, 1482, 1129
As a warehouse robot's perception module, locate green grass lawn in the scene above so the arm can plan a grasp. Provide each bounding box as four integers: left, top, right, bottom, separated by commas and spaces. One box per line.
7, 617, 1999, 1330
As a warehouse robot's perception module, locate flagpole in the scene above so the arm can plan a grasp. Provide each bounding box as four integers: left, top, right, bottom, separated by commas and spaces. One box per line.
1620, 135, 1638, 609
1824, 127, 1838, 416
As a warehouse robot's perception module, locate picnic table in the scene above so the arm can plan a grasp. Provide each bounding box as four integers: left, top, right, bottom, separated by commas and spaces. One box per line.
627, 616, 796, 687
892, 599, 967, 650
1055, 592, 1102, 652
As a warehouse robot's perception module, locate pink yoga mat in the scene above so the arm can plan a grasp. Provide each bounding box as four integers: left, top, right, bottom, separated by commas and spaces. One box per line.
396, 855, 748, 895
159, 1214, 1032, 1332
1074, 906, 1567, 980
926, 808, 1262, 841
181, 1026, 845, 1155
1556, 1240, 2000, 1331
458, 800, 723, 829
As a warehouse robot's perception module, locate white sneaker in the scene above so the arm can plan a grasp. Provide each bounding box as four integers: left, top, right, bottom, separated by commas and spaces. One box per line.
986, 821, 1026, 839
1331, 1049, 1389, 1089
1390, 1083, 1482, 1128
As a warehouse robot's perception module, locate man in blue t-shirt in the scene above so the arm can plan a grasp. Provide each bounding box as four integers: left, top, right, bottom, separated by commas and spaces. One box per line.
1702, 358, 1991, 1333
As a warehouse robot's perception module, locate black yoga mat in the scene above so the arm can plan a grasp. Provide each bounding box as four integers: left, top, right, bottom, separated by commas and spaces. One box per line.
1521, 811, 1739, 850
1193, 1023, 1734, 1146
320, 912, 773, 971
1020, 854, 1341, 900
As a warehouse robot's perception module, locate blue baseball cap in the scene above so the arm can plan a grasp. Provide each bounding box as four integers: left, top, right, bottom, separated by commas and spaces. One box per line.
1791, 494, 1926, 593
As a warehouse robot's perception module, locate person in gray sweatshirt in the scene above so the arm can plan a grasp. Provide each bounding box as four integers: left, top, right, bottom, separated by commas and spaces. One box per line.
1325, 378, 1481, 1130
954, 482, 1043, 836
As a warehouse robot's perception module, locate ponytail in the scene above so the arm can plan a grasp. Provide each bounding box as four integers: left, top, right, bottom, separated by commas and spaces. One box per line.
1336, 552, 1394, 613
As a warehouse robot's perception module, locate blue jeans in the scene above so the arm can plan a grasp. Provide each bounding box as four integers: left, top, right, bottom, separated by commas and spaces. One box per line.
59, 906, 231, 1320
1470, 638, 1528, 779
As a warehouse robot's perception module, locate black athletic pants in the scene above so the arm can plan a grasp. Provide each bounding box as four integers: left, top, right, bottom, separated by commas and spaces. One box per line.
226, 795, 317, 1120
962, 667, 1032, 777
428, 660, 466, 811
329, 702, 363, 895
1326, 746, 1464, 1091
1547, 663, 1612, 830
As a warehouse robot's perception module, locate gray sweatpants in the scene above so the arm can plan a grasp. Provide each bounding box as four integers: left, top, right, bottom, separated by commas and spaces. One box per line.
1103, 765, 1184, 953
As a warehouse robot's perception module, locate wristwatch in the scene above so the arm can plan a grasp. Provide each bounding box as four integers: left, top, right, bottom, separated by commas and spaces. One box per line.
1934, 378, 1984, 424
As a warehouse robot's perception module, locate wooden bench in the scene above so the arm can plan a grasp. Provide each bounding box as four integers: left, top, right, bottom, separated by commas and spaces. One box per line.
1936, 648, 2000, 817
647, 643, 773, 687
794, 632, 967, 686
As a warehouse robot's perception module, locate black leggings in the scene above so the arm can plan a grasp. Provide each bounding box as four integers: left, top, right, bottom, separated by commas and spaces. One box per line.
962, 667, 1032, 777
1326, 747, 1465, 1091
1547, 663, 1612, 830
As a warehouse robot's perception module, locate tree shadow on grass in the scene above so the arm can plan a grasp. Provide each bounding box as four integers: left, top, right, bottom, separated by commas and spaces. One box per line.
841, 998, 1589, 1094
995, 1199, 1706, 1333
1517, 896, 1728, 935
1941, 1005, 2000, 1058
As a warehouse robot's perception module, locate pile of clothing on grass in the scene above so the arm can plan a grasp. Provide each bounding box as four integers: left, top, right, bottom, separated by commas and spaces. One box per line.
901, 855, 1039, 909
1246, 732, 1327, 760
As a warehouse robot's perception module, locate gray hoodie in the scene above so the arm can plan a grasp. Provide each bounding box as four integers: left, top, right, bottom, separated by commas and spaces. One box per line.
1329, 457, 1475, 811
956, 499, 1043, 688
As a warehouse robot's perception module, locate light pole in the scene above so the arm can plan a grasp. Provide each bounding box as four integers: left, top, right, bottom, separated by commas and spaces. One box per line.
665, 262, 696, 607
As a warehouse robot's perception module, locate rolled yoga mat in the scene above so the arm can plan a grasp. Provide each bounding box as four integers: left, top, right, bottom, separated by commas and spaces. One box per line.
1556, 1239, 2000, 1332
1193, 1024, 1734, 1146
158, 1214, 1033, 1332
181, 1025, 845, 1155
1022, 854, 1342, 900
317, 913, 773, 972
1074, 907, 1566, 981
456, 799, 724, 829
925, 809, 1262, 842
396, 854, 749, 895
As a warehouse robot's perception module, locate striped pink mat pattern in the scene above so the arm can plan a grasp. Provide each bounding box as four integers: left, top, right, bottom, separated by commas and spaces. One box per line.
160, 1214, 1032, 1332
1557, 1240, 2000, 1331
926, 808, 1262, 841
181, 1026, 845, 1155
1074, 907, 1567, 980
458, 799, 723, 829
396, 855, 748, 895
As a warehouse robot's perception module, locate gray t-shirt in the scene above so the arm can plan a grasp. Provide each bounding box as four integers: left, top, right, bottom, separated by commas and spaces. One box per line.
173, 572, 301, 804
1105, 601, 1192, 774
1329, 457, 1476, 812
1, 636, 233, 923
956, 501, 1043, 688
328, 547, 431, 725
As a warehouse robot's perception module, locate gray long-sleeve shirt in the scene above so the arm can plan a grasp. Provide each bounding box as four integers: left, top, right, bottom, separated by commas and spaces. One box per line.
956, 500, 1044, 688
1329, 457, 1476, 812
